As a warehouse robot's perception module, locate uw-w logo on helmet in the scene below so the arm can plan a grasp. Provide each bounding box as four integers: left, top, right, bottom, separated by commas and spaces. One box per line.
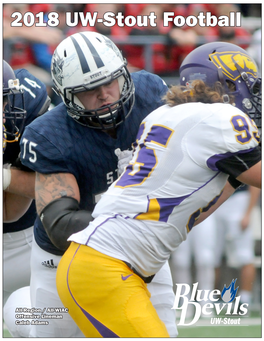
52, 50, 64, 86
209, 51, 257, 81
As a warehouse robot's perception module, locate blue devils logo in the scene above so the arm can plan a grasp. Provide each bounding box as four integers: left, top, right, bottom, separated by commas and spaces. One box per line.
221, 279, 239, 303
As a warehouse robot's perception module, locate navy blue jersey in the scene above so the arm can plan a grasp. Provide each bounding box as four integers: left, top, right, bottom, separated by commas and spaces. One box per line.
4, 69, 49, 233
20, 70, 168, 254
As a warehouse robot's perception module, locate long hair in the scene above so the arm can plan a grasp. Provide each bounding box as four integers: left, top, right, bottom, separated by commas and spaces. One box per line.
164, 80, 235, 107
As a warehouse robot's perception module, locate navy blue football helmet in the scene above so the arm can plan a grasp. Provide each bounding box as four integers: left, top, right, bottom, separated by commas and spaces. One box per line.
180, 42, 261, 128
3, 60, 26, 143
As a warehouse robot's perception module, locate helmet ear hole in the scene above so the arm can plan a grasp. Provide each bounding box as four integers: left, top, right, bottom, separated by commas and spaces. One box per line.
209, 50, 217, 61
226, 80, 236, 92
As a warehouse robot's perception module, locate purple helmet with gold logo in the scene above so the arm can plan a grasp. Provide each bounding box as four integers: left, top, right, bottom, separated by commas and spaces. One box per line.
180, 42, 261, 128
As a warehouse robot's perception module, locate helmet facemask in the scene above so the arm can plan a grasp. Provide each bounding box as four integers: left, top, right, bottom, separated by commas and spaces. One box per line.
242, 76, 261, 129
3, 79, 26, 142
218, 69, 262, 129
3, 125, 7, 154
229, 62, 261, 129
65, 65, 135, 130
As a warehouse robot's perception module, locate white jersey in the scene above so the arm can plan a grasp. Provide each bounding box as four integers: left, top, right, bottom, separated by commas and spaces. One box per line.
70, 102, 259, 276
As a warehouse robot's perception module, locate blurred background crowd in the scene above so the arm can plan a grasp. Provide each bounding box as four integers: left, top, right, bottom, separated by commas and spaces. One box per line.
3, 3, 261, 101
3, 3, 262, 316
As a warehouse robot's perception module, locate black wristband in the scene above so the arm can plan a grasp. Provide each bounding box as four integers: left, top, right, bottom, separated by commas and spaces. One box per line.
227, 176, 243, 189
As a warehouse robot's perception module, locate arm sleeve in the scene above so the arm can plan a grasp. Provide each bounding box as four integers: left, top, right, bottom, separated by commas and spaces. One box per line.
40, 196, 93, 251
216, 146, 261, 178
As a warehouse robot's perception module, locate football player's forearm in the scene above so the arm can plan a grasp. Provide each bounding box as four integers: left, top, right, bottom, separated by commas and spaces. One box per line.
237, 161, 261, 189
194, 182, 235, 226
3, 191, 32, 222
35, 172, 90, 251
35, 172, 80, 216
4, 168, 35, 199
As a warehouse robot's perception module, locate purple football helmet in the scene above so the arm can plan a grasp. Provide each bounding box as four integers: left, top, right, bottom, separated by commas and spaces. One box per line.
180, 42, 261, 128
3, 60, 26, 142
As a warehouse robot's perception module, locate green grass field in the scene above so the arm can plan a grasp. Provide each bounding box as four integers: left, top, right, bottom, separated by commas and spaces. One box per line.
177, 322, 261, 338
3, 329, 11, 338
3, 325, 261, 338
176, 310, 262, 338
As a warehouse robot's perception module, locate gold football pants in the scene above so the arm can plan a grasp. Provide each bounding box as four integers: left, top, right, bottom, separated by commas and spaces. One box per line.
56, 242, 169, 337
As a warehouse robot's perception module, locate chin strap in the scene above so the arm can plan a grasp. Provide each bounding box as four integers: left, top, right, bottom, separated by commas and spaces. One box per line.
217, 67, 230, 104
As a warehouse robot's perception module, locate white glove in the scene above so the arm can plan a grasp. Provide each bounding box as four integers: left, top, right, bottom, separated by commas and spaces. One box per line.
114, 148, 133, 176
3, 164, 12, 191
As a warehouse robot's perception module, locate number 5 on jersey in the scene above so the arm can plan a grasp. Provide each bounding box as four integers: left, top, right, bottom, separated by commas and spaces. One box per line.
116, 123, 174, 188
21, 138, 37, 163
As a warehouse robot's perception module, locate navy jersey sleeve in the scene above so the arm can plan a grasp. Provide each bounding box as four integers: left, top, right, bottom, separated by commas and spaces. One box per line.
20, 113, 70, 174
15, 68, 50, 119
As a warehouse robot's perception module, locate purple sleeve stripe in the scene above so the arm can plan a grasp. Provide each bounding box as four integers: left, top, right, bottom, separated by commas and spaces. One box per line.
207, 148, 257, 171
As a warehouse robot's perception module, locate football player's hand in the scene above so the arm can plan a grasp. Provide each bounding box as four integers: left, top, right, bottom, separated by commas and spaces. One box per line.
115, 148, 133, 176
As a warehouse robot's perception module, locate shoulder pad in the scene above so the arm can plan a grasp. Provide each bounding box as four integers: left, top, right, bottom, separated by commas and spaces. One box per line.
15, 69, 50, 122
